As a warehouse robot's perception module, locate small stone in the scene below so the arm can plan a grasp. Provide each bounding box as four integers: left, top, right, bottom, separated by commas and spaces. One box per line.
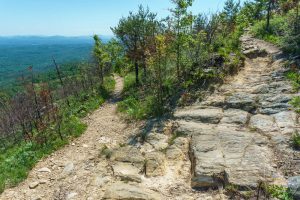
71, 143, 75, 146
66, 192, 78, 200
39, 179, 48, 184
37, 167, 51, 173
83, 144, 88, 148
29, 181, 39, 189
94, 176, 110, 187
63, 162, 74, 174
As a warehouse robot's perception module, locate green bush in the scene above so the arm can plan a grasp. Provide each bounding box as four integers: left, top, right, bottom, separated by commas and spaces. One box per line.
292, 133, 300, 150
286, 71, 300, 91
263, 184, 293, 200
251, 15, 287, 45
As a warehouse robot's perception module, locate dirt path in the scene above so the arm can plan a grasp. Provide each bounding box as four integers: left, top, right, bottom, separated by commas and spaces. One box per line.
0, 76, 142, 200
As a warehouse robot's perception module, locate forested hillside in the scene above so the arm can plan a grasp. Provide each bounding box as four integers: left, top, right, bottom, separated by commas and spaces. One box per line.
0, 0, 299, 199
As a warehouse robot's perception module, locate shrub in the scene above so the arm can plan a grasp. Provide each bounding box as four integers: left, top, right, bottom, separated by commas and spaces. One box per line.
292, 132, 300, 150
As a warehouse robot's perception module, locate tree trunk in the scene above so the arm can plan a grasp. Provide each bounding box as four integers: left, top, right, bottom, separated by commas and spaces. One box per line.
266, 0, 272, 32
53, 58, 70, 107
135, 60, 139, 86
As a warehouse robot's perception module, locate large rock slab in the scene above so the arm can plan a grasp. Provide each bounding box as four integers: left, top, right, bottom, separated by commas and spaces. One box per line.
174, 107, 223, 124
249, 114, 278, 133
103, 182, 162, 200
146, 133, 169, 151
145, 152, 166, 177
110, 146, 145, 170
273, 111, 297, 134
220, 109, 250, 125
224, 93, 257, 112
258, 94, 293, 114
189, 124, 282, 189
113, 162, 142, 183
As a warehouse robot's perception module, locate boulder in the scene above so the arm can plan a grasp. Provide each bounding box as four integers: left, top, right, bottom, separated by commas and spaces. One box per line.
103, 182, 162, 200
145, 152, 166, 177
113, 162, 141, 183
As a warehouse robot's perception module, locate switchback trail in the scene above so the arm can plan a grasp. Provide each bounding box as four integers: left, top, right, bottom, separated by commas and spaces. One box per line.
1, 35, 299, 200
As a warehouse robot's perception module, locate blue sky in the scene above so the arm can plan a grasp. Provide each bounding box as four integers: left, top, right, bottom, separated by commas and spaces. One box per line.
0, 0, 245, 36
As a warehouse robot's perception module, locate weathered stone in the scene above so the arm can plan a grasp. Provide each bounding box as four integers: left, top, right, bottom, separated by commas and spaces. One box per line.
145, 152, 166, 177
139, 142, 155, 154
94, 176, 110, 187
66, 192, 78, 200
288, 176, 300, 200
224, 93, 257, 112
172, 137, 189, 153
174, 107, 223, 124
110, 146, 145, 170
103, 182, 162, 200
220, 109, 250, 125
113, 162, 141, 183
176, 120, 217, 136
189, 124, 280, 189
37, 167, 51, 173
146, 133, 169, 151
249, 114, 278, 133
63, 162, 74, 174
273, 111, 297, 134
251, 84, 269, 94
29, 182, 39, 189
201, 95, 225, 107
166, 146, 184, 161
243, 48, 267, 58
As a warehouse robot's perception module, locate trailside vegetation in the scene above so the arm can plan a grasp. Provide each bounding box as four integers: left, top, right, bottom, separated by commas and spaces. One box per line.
0, 36, 115, 193
114, 0, 246, 119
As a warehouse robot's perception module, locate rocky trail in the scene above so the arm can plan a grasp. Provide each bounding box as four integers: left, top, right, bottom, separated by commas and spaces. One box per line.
1, 35, 300, 200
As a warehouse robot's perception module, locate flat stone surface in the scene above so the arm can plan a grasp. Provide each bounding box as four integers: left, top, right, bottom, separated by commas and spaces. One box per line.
113, 162, 141, 183
174, 107, 223, 124
146, 133, 169, 151
145, 152, 166, 177
249, 114, 278, 133
111, 146, 145, 170
189, 124, 282, 189
103, 182, 162, 200
224, 93, 257, 112
220, 109, 250, 125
